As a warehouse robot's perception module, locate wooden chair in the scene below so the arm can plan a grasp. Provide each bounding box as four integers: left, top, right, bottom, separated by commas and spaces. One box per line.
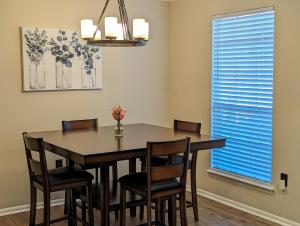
140, 119, 201, 221
22, 132, 94, 226
61, 119, 118, 183
120, 138, 191, 226
62, 118, 119, 219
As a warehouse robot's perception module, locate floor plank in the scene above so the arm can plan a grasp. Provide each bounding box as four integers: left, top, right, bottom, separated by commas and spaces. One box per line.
0, 194, 279, 226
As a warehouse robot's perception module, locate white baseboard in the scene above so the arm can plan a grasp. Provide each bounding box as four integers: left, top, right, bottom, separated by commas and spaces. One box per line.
186, 185, 300, 226
0, 198, 64, 217
1, 189, 300, 226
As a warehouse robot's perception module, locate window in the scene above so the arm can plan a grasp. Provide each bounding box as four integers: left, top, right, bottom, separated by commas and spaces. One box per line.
211, 7, 274, 183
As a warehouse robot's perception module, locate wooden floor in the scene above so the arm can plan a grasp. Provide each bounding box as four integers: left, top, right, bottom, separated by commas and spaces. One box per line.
0, 194, 279, 226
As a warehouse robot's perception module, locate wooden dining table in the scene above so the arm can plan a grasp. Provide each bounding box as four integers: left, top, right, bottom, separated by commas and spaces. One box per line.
28, 123, 226, 226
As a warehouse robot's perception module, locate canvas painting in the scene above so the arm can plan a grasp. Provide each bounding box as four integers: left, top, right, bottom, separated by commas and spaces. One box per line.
21, 27, 102, 91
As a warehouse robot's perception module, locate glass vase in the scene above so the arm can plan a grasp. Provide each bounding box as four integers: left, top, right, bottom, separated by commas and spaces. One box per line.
114, 120, 123, 137
29, 61, 46, 89
55, 62, 72, 89
81, 63, 96, 88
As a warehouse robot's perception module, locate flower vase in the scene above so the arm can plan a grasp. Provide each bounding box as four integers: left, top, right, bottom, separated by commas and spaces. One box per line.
55, 62, 72, 89
81, 63, 96, 88
29, 61, 46, 89
114, 120, 123, 137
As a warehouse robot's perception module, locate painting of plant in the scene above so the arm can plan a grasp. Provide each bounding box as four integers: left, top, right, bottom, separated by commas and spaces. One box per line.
71, 31, 101, 88
24, 28, 48, 89
48, 30, 75, 89
21, 27, 102, 91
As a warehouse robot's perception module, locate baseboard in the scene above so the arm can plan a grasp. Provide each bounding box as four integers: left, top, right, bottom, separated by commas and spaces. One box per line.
186, 185, 300, 226
0, 198, 64, 217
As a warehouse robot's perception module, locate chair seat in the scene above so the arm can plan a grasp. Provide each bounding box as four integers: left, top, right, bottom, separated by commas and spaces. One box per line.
151, 155, 192, 169
119, 172, 181, 193
35, 167, 94, 187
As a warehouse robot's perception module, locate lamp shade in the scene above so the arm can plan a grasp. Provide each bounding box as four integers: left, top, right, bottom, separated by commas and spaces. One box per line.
133, 19, 149, 40
81, 19, 95, 39
133, 19, 145, 40
144, 22, 149, 40
116, 24, 124, 40
105, 17, 118, 39
94, 29, 102, 40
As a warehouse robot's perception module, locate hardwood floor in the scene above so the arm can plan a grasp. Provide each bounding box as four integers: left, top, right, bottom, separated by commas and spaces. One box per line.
0, 194, 279, 226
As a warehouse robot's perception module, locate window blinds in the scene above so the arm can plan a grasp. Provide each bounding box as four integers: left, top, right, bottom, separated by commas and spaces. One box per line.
211, 8, 274, 183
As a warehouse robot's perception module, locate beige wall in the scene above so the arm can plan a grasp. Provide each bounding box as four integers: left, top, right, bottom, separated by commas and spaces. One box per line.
0, 0, 169, 208
169, 0, 300, 223
1, 0, 300, 223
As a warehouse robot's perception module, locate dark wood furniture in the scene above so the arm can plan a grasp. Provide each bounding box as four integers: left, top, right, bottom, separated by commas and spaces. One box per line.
62, 119, 120, 220
61, 118, 118, 183
22, 132, 94, 226
119, 138, 191, 226
174, 119, 201, 221
27, 123, 226, 226
140, 119, 202, 221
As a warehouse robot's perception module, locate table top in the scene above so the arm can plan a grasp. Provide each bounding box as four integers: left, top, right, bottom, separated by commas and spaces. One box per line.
28, 123, 225, 165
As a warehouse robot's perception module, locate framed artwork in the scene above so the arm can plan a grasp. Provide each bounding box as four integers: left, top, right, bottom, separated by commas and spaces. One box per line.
21, 27, 102, 91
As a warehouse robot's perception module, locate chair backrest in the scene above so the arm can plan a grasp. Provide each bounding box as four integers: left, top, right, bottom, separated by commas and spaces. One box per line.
147, 138, 191, 186
174, 119, 201, 135
22, 132, 49, 186
62, 118, 98, 131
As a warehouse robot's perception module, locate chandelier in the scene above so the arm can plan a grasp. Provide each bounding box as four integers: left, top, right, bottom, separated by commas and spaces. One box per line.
80, 0, 149, 47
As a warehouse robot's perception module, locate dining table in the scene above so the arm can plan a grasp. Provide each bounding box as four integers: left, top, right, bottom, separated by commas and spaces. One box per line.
28, 123, 226, 226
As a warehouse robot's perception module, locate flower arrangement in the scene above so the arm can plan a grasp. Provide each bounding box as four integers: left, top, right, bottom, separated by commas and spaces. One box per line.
24, 28, 48, 66
112, 105, 127, 136
71, 31, 100, 75
48, 30, 75, 68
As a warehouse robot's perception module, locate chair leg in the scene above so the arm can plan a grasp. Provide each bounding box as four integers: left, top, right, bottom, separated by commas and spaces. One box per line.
29, 185, 37, 226
120, 184, 126, 226
43, 190, 51, 226
155, 199, 161, 223
168, 195, 176, 226
71, 189, 78, 226
190, 152, 199, 221
139, 204, 144, 220
147, 197, 152, 226
115, 210, 119, 219
64, 192, 68, 215
141, 157, 146, 172
67, 189, 73, 226
179, 193, 187, 226
160, 200, 166, 225
95, 168, 99, 184
87, 181, 94, 226
81, 200, 87, 224
139, 158, 146, 220
112, 162, 118, 182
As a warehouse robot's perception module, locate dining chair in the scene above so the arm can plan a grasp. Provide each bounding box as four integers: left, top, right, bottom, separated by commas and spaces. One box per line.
62, 118, 118, 183
140, 119, 201, 221
119, 137, 191, 226
62, 118, 119, 219
22, 132, 94, 226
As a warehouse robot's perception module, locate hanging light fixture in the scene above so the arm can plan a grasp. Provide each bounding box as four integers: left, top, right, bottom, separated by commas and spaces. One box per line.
80, 0, 149, 47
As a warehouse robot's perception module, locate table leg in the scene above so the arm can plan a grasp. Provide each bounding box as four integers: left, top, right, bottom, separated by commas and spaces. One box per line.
66, 160, 75, 226
129, 158, 136, 217
101, 164, 110, 226
168, 195, 177, 226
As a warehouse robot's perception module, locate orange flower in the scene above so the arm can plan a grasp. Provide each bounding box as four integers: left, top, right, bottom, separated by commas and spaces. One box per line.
112, 105, 127, 121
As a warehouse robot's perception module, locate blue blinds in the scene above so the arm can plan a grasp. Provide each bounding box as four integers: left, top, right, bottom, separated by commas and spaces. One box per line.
211, 8, 274, 183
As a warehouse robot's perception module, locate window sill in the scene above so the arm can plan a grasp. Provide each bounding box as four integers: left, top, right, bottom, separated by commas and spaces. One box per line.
206, 169, 275, 191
